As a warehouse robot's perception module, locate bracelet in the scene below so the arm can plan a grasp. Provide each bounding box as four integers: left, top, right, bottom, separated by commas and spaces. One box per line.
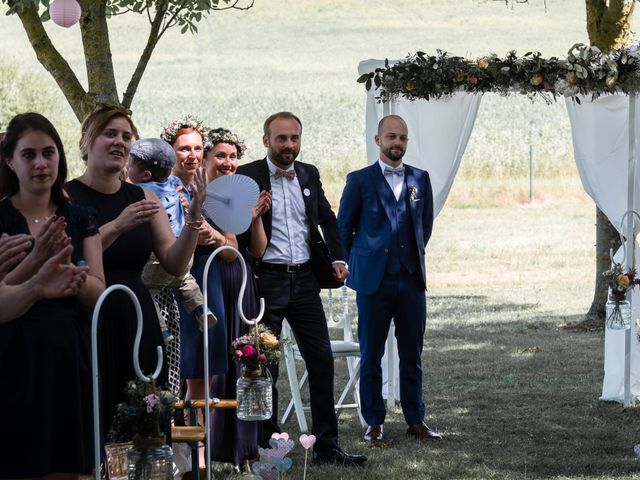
185, 219, 203, 231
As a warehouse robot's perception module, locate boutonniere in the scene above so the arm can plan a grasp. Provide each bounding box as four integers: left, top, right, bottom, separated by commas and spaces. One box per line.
408, 185, 418, 201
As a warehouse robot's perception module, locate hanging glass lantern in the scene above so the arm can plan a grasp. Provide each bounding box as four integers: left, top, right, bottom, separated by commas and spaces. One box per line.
606, 293, 631, 330
236, 366, 273, 421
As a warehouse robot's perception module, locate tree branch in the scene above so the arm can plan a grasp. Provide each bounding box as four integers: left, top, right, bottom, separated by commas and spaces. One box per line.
10, 0, 90, 121
121, 0, 169, 109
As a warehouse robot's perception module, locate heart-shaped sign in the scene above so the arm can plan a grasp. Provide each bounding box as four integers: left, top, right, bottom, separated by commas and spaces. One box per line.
271, 456, 293, 472
299, 433, 316, 450
252, 461, 278, 480
268, 437, 295, 457
271, 432, 289, 441
258, 447, 282, 459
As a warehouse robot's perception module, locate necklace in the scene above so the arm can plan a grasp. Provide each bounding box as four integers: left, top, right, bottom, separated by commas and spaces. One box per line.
26, 209, 56, 224
32, 215, 52, 224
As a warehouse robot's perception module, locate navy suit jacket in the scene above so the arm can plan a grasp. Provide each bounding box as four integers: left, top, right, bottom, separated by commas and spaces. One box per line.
338, 163, 434, 295
236, 158, 346, 287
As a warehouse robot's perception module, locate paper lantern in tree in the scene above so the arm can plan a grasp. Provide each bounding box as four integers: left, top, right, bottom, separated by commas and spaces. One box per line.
49, 0, 81, 28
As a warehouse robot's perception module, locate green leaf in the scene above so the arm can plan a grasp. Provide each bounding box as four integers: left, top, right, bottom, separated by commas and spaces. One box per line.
39, 8, 50, 21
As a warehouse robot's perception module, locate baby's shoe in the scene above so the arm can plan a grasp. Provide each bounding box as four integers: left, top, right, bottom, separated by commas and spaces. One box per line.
193, 305, 217, 331
161, 329, 174, 345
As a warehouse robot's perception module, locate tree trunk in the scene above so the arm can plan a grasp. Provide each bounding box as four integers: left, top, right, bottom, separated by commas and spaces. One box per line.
585, 0, 635, 51
579, 0, 634, 328
78, 0, 119, 118
583, 206, 620, 327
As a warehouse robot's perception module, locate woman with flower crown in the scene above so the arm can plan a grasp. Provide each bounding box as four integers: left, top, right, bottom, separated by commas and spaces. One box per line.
202, 127, 271, 474
66, 105, 206, 441
159, 116, 231, 465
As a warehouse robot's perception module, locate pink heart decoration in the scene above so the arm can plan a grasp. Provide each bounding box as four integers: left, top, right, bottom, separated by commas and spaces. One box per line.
299, 433, 316, 450
268, 437, 295, 457
271, 432, 289, 441
252, 461, 278, 480
259, 447, 289, 459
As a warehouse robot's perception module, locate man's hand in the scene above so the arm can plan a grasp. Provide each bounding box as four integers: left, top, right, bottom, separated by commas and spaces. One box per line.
332, 263, 349, 282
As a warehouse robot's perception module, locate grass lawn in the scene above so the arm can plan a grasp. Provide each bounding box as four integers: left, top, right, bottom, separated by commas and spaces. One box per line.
203, 186, 640, 480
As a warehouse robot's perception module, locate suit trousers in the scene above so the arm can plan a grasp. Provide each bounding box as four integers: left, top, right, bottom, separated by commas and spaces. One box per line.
256, 267, 338, 453
356, 270, 427, 426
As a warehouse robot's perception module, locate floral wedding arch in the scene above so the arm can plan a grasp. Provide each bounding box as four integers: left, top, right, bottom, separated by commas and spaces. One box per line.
358, 44, 640, 407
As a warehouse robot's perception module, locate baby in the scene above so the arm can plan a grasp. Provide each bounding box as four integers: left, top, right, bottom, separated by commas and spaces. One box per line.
128, 137, 215, 344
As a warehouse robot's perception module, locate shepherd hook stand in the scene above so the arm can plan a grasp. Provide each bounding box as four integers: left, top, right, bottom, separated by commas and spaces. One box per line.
612, 210, 640, 407
91, 284, 164, 480
202, 245, 265, 480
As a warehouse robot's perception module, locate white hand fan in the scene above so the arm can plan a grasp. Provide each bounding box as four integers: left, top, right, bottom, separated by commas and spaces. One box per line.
203, 174, 259, 234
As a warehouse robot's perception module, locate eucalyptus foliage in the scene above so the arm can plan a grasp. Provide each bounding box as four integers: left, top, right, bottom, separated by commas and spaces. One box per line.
359, 44, 640, 104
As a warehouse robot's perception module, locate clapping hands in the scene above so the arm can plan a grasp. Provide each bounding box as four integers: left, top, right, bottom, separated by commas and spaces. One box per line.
252, 190, 272, 220
115, 199, 161, 234
28, 215, 70, 270
0, 233, 32, 281
186, 167, 207, 221
32, 245, 89, 299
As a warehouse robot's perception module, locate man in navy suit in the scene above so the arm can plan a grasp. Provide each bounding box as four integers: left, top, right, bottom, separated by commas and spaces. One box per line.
237, 112, 366, 466
338, 115, 441, 444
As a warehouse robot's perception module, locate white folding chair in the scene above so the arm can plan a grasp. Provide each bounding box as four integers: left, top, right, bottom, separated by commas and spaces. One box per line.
281, 286, 366, 431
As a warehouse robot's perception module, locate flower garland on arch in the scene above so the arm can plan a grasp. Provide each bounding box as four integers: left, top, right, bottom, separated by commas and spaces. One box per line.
358, 43, 640, 104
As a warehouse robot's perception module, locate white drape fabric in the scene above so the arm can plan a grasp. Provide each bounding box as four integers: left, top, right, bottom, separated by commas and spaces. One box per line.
361, 73, 482, 215
565, 94, 640, 403
358, 60, 482, 402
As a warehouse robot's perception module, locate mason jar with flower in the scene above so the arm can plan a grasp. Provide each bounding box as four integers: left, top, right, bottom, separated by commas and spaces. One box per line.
603, 263, 640, 329
231, 324, 281, 420
108, 379, 176, 480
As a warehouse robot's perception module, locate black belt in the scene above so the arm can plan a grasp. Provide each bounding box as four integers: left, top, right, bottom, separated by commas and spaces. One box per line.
258, 261, 311, 273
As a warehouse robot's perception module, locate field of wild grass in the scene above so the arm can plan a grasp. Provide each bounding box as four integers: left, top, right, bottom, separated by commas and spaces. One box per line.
3, 1, 640, 477
0, 0, 625, 195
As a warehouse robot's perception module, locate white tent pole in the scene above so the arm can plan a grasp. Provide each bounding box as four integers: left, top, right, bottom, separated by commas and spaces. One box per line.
625, 93, 636, 407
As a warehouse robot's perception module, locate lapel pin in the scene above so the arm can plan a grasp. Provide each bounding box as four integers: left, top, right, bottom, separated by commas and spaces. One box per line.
303, 188, 311, 197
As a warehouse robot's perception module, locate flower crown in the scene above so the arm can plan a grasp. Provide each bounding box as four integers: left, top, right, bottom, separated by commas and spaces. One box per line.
206, 127, 247, 159
160, 114, 209, 145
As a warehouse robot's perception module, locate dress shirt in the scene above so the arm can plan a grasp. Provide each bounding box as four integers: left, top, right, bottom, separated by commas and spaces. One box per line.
262, 158, 311, 264
379, 159, 404, 201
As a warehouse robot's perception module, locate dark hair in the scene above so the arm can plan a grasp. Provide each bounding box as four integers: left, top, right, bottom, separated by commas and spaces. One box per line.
129, 154, 172, 182
79, 104, 138, 162
263, 112, 303, 137
0, 112, 69, 204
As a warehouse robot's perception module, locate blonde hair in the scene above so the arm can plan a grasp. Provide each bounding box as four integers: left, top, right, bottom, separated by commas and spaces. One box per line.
79, 104, 138, 162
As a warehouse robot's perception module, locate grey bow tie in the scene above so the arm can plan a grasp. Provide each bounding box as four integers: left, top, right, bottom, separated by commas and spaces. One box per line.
273, 168, 296, 180
384, 166, 405, 176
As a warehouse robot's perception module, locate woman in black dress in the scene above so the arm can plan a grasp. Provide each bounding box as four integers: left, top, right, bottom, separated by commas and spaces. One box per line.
203, 128, 270, 473
0, 112, 105, 479
66, 105, 206, 440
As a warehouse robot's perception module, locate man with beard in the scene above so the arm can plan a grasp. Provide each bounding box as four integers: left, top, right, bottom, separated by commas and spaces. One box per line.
338, 115, 440, 445
236, 112, 366, 466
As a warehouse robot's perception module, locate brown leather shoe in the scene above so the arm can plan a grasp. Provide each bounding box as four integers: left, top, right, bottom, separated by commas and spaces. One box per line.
406, 422, 442, 442
364, 424, 384, 442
